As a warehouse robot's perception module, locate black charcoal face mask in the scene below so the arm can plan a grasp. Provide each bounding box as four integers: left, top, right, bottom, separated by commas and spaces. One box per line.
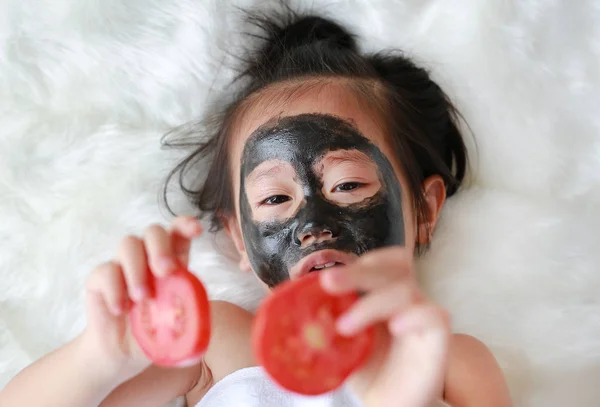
239, 113, 405, 288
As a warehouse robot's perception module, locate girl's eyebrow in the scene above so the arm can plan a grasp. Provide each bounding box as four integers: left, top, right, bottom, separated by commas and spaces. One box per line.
246, 163, 288, 187
317, 149, 376, 170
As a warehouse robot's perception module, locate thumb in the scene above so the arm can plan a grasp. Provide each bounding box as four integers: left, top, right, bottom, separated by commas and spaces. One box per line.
85, 261, 129, 333
85, 289, 129, 340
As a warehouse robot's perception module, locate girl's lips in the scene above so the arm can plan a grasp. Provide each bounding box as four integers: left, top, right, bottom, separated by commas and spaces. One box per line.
289, 249, 357, 280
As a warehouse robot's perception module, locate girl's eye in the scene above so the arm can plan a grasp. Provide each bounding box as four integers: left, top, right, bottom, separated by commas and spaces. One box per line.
262, 195, 291, 205
333, 182, 363, 192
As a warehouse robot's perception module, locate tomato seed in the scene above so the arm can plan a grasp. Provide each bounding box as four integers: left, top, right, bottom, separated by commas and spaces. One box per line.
303, 323, 327, 350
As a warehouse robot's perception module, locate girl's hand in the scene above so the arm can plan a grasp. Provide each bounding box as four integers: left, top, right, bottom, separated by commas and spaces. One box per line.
82, 216, 203, 382
320, 247, 450, 407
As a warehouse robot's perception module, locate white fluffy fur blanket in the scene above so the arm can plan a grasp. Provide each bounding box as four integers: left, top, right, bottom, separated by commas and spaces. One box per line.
1, 1, 599, 406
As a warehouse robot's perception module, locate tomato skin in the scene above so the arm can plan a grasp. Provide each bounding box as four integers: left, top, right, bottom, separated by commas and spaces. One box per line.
252, 272, 375, 395
130, 269, 211, 367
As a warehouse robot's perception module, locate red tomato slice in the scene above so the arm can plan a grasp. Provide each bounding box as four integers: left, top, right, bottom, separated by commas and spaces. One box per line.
130, 269, 211, 367
252, 271, 374, 395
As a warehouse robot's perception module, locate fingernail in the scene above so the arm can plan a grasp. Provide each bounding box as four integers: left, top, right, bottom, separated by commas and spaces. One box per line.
110, 303, 123, 316
390, 315, 405, 334
157, 256, 176, 274
332, 267, 349, 285
186, 219, 202, 234
321, 267, 343, 288
336, 313, 356, 336
131, 285, 148, 302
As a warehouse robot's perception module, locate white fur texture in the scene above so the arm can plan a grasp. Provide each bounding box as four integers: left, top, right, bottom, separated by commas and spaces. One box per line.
1, 1, 599, 406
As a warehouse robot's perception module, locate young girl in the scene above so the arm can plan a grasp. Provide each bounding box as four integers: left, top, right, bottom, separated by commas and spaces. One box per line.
0, 10, 512, 407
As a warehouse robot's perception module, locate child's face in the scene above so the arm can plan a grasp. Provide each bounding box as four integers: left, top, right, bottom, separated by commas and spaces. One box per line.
226, 82, 419, 289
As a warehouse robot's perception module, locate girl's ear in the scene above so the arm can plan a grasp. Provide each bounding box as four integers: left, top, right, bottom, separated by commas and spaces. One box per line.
418, 175, 447, 245
223, 215, 252, 273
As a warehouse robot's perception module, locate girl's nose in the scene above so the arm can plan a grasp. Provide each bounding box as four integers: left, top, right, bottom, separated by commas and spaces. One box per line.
297, 224, 337, 248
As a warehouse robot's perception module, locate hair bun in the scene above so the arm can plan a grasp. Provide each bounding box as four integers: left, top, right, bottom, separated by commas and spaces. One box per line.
240, 13, 359, 83
271, 16, 357, 53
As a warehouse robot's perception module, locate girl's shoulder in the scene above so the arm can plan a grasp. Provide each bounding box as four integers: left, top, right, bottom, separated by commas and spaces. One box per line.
206, 300, 256, 377
445, 334, 513, 406
209, 300, 254, 322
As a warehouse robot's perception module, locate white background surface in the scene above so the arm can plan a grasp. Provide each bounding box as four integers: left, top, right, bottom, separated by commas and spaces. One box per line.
1, 1, 599, 406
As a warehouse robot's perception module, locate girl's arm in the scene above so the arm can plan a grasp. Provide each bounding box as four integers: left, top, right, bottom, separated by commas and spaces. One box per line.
0, 333, 202, 407
0, 217, 207, 407
100, 364, 202, 407
1, 334, 122, 407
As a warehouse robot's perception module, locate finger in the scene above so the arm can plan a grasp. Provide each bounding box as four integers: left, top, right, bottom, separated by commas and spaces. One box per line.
144, 224, 177, 277
336, 282, 422, 336
320, 247, 412, 294
118, 235, 151, 301
86, 261, 128, 316
169, 216, 203, 267
389, 304, 451, 337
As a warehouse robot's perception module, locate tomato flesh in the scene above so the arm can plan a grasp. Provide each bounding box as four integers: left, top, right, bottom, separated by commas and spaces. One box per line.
252, 272, 374, 395
130, 269, 210, 367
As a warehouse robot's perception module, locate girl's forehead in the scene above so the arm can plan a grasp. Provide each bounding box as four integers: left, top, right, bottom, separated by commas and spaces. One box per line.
229, 86, 397, 181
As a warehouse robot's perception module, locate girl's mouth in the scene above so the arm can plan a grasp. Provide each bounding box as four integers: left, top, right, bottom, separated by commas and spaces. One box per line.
310, 261, 344, 271
290, 250, 357, 279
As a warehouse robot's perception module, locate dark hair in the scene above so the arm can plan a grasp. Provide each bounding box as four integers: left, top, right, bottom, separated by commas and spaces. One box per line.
164, 7, 469, 250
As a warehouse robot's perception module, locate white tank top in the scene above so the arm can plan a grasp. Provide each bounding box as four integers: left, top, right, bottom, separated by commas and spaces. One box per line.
195, 366, 452, 407
194, 366, 362, 407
